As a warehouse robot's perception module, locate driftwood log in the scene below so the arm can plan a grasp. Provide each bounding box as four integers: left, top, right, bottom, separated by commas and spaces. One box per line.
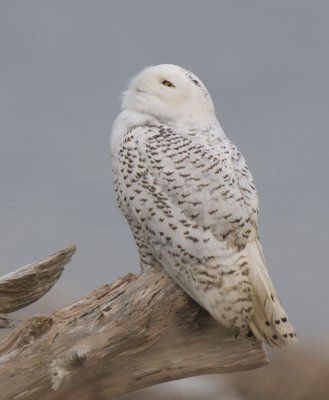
0, 245, 76, 317
0, 245, 269, 399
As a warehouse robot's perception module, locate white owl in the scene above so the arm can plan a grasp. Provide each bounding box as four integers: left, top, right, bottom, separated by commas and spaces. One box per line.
111, 64, 297, 347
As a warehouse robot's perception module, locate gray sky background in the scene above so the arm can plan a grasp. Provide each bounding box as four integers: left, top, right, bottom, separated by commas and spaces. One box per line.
0, 1, 328, 340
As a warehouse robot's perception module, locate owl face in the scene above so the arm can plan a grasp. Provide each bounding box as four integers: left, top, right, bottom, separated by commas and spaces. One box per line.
122, 64, 216, 124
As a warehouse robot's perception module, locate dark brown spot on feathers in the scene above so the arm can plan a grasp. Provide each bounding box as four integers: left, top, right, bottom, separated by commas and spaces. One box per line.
169, 223, 177, 231
190, 213, 200, 219
186, 235, 199, 243
208, 209, 218, 215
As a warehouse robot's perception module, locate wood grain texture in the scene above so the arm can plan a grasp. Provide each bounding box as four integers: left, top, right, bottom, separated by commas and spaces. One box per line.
0, 245, 76, 314
0, 247, 269, 400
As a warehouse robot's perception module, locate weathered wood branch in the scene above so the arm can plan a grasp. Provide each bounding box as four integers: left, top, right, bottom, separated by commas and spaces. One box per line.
0, 245, 76, 315
0, 246, 269, 400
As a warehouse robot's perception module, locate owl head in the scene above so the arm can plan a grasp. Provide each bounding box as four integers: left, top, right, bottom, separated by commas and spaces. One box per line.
122, 64, 217, 124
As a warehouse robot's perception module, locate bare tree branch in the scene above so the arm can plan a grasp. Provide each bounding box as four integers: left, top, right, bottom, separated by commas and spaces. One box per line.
0, 245, 76, 315
0, 246, 269, 400
0, 315, 12, 329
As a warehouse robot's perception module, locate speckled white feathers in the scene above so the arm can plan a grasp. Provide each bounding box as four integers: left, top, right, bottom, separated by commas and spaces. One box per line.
111, 64, 297, 347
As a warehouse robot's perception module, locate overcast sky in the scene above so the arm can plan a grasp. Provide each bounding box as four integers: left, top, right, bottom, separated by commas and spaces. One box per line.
0, 1, 328, 340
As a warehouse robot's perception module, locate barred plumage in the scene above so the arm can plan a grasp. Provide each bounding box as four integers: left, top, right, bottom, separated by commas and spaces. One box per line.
111, 64, 297, 347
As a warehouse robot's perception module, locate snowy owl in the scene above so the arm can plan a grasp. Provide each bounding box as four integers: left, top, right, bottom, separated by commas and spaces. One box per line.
111, 64, 297, 347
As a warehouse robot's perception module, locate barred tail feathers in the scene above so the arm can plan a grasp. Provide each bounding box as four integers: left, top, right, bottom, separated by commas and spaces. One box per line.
245, 240, 297, 348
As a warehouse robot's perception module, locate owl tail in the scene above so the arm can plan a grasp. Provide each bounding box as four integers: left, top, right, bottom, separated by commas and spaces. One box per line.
245, 240, 297, 348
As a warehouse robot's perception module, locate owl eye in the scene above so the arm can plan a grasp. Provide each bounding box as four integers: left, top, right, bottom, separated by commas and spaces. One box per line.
162, 80, 175, 88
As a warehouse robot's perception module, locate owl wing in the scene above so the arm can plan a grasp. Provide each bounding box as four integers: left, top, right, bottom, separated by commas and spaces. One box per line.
113, 123, 255, 316
135, 124, 259, 249
113, 123, 296, 347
